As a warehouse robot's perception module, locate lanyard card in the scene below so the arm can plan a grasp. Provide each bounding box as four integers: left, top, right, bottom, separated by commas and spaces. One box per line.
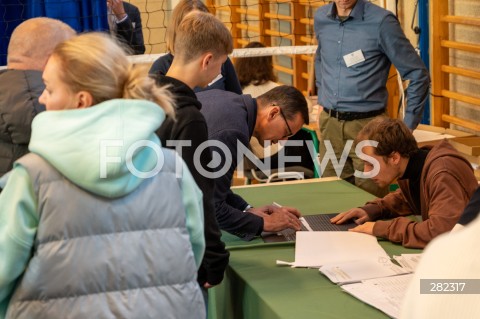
343, 49, 365, 67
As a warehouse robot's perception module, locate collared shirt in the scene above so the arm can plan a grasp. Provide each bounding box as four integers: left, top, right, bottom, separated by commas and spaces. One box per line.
314, 0, 430, 129
107, 7, 129, 33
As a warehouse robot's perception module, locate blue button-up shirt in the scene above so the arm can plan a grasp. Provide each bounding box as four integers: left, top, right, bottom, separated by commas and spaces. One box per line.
314, 0, 430, 129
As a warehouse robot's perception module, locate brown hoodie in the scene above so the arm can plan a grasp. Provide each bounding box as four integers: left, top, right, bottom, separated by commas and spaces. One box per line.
362, 140, 478, 248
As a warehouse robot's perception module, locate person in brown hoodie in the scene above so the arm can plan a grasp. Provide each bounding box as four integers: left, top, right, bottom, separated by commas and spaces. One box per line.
331, 117, 478, 248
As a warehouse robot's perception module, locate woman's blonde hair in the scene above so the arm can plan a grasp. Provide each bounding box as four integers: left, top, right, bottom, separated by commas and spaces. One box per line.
166, 0, 209, 54
52, 32, 174, 117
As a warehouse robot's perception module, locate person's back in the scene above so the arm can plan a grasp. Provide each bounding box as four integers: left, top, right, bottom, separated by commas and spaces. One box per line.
7, 149, 200, 319
197, 86, 309, 240
154, 10, 233, 294
0, 33, 205, 318
235, 41, 311, 170
198, 89, 254, 142
149, 0, 241, 94
242, 81, 279, 99
0, 18, 75, 177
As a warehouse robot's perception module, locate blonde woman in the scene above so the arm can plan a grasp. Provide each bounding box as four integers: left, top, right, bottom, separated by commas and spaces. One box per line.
0, 33, 205, 319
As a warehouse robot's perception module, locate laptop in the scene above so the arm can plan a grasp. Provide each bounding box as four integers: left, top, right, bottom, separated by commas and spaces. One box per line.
262, 213, 357, 243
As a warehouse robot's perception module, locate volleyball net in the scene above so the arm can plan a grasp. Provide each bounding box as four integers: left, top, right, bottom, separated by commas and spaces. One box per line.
2, 0, 329, 92
2, 1, 394, 92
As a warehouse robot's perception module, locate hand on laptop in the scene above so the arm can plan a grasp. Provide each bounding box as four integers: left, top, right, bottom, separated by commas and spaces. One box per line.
330, 208, 370, 225
253, 205, 301, 232
348, 221, 375, 235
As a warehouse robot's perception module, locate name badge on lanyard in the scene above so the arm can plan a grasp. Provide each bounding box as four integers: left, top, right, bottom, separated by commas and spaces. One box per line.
343, 49, 365, 67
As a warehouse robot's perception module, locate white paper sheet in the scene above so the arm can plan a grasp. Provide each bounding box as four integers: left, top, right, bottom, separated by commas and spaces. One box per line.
292, 232, 391, 268
341, 274, 414, 319
393, 254, 422, 272
320, 258, 409, 284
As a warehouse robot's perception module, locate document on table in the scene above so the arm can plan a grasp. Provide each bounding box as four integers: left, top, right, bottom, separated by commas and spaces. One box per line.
392, 254, 422, 272
341, 274, 414, 319
320, 258, 409, 285
288, 231, 392, 268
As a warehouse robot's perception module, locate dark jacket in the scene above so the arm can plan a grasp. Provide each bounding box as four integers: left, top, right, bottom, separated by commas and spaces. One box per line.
116, 1, 145, 55
458, 186, 480, 226
149, 53, 242, 94
197, 89, 262, 241
363, 140, 478, 248
0, 69, 45, 177
155, 76, 229, 285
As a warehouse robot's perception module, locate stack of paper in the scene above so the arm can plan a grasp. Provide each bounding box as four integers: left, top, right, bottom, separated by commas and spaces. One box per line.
393, 253, 422, 272
276, 232, 421, 319
320, 258, 409, 285
287, 231, 392, 268
341, 274, 414, 319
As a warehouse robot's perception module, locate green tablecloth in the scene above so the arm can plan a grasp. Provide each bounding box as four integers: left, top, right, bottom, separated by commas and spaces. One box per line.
208, 179, 421, 319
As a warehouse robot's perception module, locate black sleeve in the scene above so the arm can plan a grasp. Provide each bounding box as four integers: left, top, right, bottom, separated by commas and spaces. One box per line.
458, 187, 480, 226
149, 54, 173, 76
116, 4, 145, 55
212, 130, 263, 240
172, 115, 230, 286
222, 58, 243, 95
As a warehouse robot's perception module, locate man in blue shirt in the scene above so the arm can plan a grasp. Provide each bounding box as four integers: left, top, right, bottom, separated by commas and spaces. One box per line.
314, 0, 429, 197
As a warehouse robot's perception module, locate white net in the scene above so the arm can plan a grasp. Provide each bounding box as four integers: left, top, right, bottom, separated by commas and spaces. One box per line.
129, 45, 317, 64
1, 0, 325, 91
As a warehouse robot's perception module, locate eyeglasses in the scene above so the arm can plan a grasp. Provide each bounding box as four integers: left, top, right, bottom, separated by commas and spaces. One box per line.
277, 105, 294, 138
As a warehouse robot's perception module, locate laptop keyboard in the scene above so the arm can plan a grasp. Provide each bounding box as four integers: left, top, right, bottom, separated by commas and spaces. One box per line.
304, 214, 355, 231
276, 214, 356, 242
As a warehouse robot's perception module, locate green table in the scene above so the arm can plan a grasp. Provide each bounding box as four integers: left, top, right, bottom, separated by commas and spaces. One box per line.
208, 178, 421, 319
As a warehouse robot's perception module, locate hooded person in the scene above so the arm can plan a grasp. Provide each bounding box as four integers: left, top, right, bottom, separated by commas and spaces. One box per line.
154, 11, 233, 295
0, 32, 205, 319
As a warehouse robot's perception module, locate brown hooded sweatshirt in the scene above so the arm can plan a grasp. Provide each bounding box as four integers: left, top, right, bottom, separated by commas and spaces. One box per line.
362, 139, 478, 248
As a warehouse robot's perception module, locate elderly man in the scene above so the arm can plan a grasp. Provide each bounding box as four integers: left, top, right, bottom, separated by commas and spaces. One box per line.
0, 18, 75, 177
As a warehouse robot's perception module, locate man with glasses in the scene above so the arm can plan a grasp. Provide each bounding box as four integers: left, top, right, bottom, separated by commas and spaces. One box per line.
197, 86, 309, 240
